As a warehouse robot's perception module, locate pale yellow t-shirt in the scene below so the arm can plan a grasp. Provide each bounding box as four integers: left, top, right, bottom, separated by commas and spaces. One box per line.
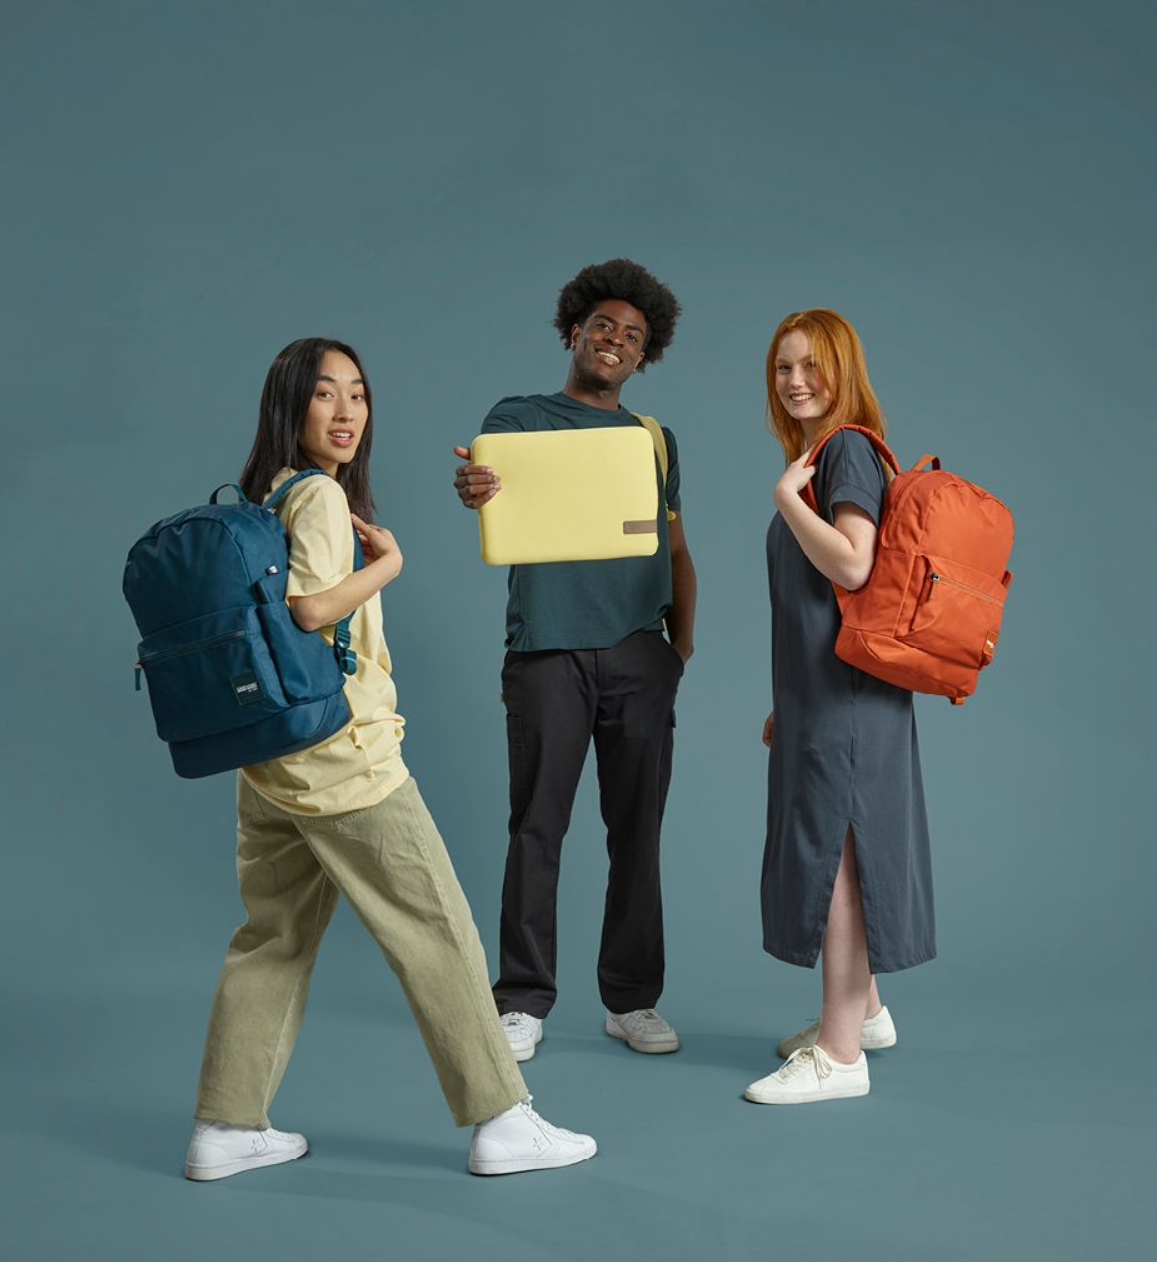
240, 469, 408, 815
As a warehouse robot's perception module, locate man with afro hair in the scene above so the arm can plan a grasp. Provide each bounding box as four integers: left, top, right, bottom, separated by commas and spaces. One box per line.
453, 258, 697, 1063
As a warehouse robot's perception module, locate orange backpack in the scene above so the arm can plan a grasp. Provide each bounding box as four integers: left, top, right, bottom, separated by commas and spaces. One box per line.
803, 425, 1014, 705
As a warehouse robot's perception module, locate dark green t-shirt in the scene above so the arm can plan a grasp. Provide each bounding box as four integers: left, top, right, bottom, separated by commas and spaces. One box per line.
482, 392, 682, 652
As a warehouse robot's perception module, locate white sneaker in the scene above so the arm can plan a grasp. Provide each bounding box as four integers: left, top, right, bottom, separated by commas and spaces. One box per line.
605, 1008, 680, 1054
777, 1005, 897, 1059
500, 1011, 543, 1062
469, 1096, 597, 1175
745, 1045, 870, 1105
184, 1120, 308, 1181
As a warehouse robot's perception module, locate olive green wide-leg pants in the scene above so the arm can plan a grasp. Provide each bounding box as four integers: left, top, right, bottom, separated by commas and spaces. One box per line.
195, 775, 526, 1128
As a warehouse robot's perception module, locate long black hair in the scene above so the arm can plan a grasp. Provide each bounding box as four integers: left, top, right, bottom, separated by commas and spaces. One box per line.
239, 337, 376, 520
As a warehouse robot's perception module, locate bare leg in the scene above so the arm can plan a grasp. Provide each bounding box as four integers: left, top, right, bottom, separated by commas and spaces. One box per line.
816, 831, 872, 1064
866, 975, 883, 1019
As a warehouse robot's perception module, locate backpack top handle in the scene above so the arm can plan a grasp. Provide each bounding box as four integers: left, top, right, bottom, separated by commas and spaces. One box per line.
209, 483, 249, 505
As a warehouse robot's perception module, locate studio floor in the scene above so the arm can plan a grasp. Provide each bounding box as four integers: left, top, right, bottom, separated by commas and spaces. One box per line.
6, 974, 1152, 1262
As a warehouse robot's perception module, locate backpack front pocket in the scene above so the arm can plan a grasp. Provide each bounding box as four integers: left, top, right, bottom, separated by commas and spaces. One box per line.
255, 599, 346, 703
902, 555, 1008, 668
138, 606, 288, 742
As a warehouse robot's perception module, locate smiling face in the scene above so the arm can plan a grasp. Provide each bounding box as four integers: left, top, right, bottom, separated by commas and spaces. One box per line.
773, 329, 834, 437
568, 299, 648, 396
298, 349, 369, 475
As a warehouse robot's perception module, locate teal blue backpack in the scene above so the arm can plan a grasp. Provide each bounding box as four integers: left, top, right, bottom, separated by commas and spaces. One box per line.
123, 470, 360, 778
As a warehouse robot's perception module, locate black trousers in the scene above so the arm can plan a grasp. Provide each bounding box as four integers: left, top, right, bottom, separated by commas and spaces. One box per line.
492, 630, 683, 1018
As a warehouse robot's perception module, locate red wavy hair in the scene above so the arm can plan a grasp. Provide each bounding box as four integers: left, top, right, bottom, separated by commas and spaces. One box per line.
766, 309, 887, 463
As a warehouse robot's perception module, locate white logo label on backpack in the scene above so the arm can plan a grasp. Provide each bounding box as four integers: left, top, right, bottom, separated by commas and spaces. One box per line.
230, 672, 264, 706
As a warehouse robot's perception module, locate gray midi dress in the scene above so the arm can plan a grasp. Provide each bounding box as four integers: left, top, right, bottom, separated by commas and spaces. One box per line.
761, 429, 935, 974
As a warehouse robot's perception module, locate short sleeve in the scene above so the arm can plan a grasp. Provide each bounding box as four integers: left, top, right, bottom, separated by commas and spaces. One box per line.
481, 396, 530, 435
816, 429, 886, 526
662, 426, 682, 515
280, 478, 355, 598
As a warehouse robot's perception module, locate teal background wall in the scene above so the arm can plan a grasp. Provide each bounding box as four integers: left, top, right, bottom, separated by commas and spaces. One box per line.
2, 2, 1153, 1259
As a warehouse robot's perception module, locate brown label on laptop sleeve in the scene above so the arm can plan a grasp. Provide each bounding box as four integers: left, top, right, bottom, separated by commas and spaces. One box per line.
622, 520, 659, 535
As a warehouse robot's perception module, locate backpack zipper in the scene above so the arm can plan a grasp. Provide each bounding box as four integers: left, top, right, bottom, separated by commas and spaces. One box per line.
929, 572, 1002, 606
137, 628, 247, 668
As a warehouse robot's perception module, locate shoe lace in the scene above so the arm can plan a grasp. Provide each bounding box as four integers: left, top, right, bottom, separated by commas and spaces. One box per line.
781, 1046, 831, 1083
501, 1012, 531, 1030
617, 1008, 663, 1027
518, 1096, 577, 1142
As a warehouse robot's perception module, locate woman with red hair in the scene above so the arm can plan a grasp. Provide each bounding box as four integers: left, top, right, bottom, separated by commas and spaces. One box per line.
745, 310, 933, 1106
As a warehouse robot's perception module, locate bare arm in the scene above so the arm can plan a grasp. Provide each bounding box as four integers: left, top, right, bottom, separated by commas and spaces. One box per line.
773, 451, 878, 590
289, 515, 403, 633
666, 514, 697, 662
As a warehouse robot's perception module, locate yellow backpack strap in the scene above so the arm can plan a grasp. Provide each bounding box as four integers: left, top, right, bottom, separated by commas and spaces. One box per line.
632, 413, 677, 520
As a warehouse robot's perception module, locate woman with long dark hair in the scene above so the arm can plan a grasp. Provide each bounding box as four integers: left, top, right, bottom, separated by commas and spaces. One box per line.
185, 338, 596, 1179
745, 310, 933, 1106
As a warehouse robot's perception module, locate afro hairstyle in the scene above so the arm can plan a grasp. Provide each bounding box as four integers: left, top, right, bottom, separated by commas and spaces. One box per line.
554, 258, 681, 371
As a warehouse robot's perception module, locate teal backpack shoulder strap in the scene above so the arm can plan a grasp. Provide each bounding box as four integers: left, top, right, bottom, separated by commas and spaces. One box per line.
265, 468, 361, 677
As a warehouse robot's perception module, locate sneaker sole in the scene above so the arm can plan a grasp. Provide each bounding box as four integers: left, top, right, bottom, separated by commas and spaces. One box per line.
184, 1144, 308, 1181
469, 1143, 597, 1176
605, 1024, 680, 1054
744, 1083, 870, 1105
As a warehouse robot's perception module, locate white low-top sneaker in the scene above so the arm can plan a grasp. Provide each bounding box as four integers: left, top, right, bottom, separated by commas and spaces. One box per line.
745, 1045, 870, 1105
605, 1008, 680, 1054
777, 1005, 897, 1059
184, 1120, 308, 1181
469, 1096, 597, 1175
500, 1011, 543, 1062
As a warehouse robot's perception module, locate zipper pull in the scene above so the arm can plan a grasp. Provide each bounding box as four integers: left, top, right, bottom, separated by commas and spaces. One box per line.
928, 572, 941, 600
134, 662, 142, 691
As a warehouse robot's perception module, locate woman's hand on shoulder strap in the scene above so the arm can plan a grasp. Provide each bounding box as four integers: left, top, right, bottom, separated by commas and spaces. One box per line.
351, 514, 403, 581
290, 519, 403, 631
773, 449, 816, 512
762, 711, 775, 748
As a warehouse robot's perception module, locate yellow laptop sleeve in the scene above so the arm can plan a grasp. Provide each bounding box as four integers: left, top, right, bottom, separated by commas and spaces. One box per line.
471, 426, 660, 565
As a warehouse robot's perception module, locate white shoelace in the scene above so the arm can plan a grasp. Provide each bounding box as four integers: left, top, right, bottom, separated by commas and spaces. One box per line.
618, 1008, 665, 1028
780, 1046, 832, 1083
519, 1095, 580, 1142
519, 1094, 543, 1122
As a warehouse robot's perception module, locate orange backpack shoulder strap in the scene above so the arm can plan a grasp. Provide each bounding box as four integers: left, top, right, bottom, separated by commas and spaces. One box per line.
800, 424, 901, 514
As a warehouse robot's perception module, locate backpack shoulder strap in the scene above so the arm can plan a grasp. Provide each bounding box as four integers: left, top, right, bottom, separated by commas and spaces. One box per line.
631, 413, 668, 482
262, 467, 328, 511
798, 424, 903, 615
632, 413, 677, 521
261, 468, 361, 677
800, 424, 900, 515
